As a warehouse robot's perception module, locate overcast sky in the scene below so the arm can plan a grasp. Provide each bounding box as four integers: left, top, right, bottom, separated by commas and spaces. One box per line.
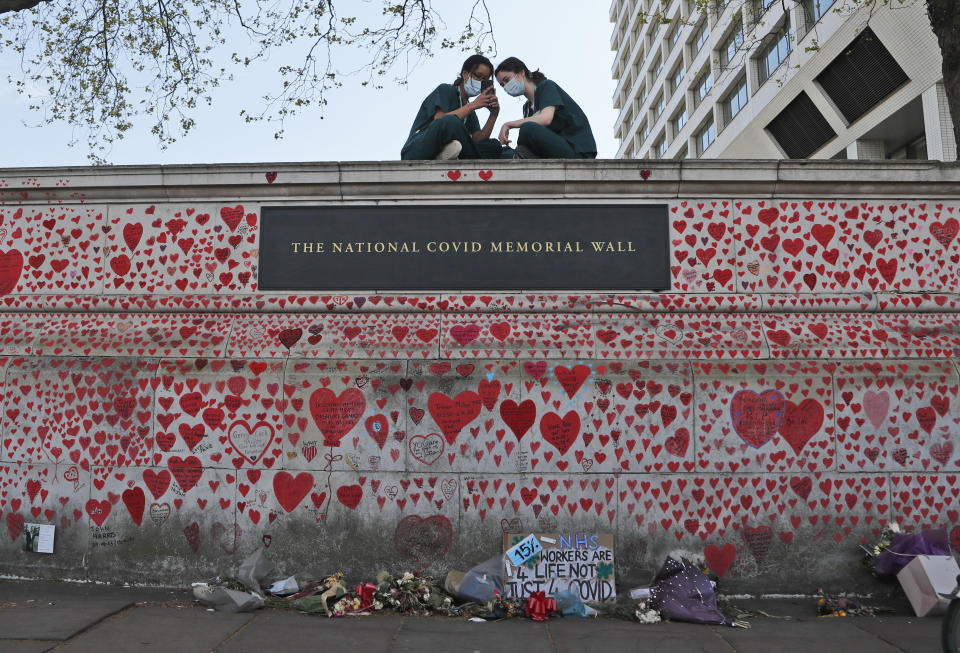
0, 1, 618, 167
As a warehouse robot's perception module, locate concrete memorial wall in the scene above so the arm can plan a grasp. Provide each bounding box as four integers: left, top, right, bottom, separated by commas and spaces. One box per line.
0, 159, 957, 592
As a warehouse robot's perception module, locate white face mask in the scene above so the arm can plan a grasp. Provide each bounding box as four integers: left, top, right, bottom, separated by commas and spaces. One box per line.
504, 76, 526, 97
464, 77, 483, 97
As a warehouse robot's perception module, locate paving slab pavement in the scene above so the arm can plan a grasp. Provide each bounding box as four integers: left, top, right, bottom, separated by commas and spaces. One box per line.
215, 611, 404, 652
55, 606, 253, 653
548, 619, 734, 653
389, 618, 554, 653
0, 597, 133, 640
0, 579, 947, 653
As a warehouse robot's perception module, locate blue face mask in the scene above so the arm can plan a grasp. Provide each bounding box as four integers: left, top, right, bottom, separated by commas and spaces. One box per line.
504, 76, 526, 97
464, 78, 483, 97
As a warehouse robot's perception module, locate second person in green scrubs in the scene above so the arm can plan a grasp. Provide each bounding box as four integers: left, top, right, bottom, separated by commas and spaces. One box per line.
494, 57, 597, 159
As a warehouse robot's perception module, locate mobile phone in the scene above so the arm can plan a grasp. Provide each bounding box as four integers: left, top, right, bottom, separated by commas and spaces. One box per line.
480, 79, 494, 94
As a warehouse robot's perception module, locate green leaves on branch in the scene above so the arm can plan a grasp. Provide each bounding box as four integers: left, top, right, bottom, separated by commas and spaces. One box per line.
0, 0, 495, 161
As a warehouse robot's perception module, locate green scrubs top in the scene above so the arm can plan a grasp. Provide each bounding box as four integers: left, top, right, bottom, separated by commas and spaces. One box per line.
404, 83, 480, 150
523, 80, 597, 156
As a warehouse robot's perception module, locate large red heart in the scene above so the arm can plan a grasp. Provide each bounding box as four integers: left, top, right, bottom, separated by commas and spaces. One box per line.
477, 379, 500, 410
220, 205, 244, 231
0, 250, 24, 296
123, 223, 143, 251
778, 399, 823, 455
428, 392, 482, 445
394, 515, 452, 569
278, 328, 302, 349
336, 484, 362, 509
309, 388, 365, 447
931, 217, 959, 248
168, 456, 202, 492
450, 324, 480, 345
555, 364, 590, 398
500, 399, 536, 440
664, 428, 689, 457
742, 525, 773, 563
730, 390, 785, 448
5, 512, 24, 541
122, 487, 145, 526
143, 469, 171, 500
704, 543, 736, 578
273, 471, 313, 512
86, 499, 112, 527
365, 414, 389, 450
540, 410, 580, 455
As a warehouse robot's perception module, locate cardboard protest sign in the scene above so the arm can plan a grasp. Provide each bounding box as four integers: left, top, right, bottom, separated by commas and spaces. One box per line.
503, 533, 615, 601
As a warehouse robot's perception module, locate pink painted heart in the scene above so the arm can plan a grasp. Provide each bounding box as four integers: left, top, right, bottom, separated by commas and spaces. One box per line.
863, 391, 890, 429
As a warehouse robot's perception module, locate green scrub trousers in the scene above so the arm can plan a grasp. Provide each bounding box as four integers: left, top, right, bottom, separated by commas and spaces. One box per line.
401, 115, 510, 160
517, 122, 594, 159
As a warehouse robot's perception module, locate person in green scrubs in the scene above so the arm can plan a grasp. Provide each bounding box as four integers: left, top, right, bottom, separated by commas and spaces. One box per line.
494, 57, 597, 159
401, 54, 511, 160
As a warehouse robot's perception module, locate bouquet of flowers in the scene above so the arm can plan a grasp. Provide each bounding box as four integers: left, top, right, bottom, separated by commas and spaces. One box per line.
371, 571, 454, 616
860, 522, 901, 575
634, 599, 662, 624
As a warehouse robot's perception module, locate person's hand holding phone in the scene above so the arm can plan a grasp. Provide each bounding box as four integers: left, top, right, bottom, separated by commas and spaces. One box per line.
472, 85, 498, 111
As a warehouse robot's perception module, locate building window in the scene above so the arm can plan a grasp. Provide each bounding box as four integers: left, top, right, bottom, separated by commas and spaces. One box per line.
669, 24, 681, 51
670, 64, 685, 94
653, 94, 665, 120
640, 121, 650, 143
722, 76, 749, 123
757, 20, 792, 83
803, 0, 836, 23
693, 69, 713, 107
652, 56, 663, 80
718, 19, 744, 68
815, 27, 909, 124
672, 108, 688, 135
715, 0, 730, 16
692, 21, 710, 55
755, 0, 777, 19
656, 137, 668, 158
635, 88, 646, 115
696, 121, 716, 155
766, 91, 836, 158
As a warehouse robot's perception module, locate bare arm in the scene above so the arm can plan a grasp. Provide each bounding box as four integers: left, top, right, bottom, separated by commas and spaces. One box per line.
472, 93, 500, 141
498, 106, 556, 144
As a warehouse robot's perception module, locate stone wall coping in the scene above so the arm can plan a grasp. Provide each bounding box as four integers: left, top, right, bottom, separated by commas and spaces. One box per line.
2, 160, 960, 203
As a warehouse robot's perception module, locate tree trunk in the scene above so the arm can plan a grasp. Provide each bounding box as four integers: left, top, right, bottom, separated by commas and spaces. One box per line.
0, 0, 45, 14
927, 0, 960, 158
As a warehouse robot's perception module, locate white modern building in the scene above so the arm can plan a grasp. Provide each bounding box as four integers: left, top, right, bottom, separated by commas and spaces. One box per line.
609, 0, 957, 160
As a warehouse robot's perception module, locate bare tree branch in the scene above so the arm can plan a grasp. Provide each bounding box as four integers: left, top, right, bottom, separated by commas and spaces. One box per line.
0, 0, 495, 161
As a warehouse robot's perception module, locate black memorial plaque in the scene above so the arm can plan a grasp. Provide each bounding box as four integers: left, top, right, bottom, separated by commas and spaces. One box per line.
257, 204, 669, 291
